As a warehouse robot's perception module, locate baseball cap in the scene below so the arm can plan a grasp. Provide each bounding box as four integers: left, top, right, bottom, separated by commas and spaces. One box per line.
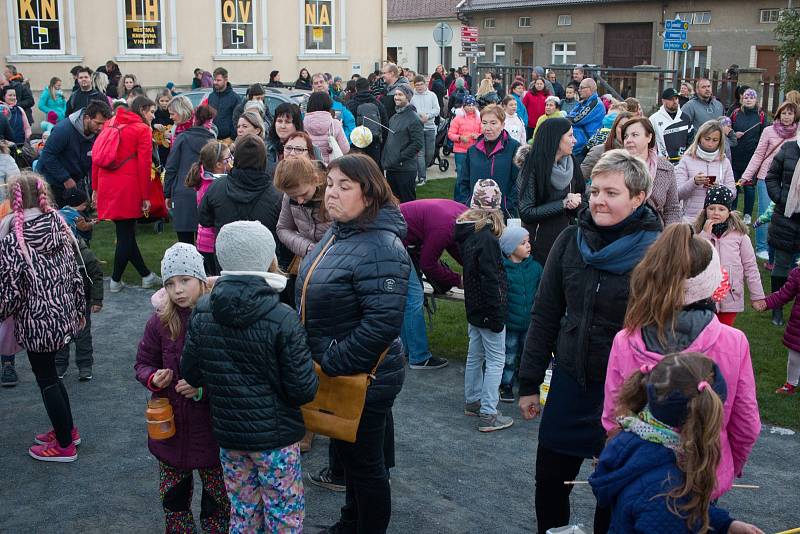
661, 88, 679, 100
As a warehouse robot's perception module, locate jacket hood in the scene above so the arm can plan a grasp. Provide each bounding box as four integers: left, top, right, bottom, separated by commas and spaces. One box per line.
69, 109, 93, 140
332, 203, 407, 240
590, 432, 676, 507
640, 306, 715, 355
454, 220, 481, 243
114, 106, 144, 126
209, 275, 281, 327
226, 167, 272, 204
352, 91, 378, 105
18, 212, 71, 256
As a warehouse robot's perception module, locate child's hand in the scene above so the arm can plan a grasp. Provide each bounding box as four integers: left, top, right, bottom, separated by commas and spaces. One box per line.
175, 379, 198, 399
518, 394, 541, 420
76, 217, 93, 232
151, 368, 174, 389
703, 218, 715, 235
91, 304, 103, 313
728, 521, 765, 534
752, 299, 767, 312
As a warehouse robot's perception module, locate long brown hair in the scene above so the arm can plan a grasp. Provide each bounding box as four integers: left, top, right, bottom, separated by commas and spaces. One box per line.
185, 140, 228, 189
693, 206, 748, 235
624, 224, 713, 345
456, 208, 505, 237
615, 352, 724, 534
604, 111, 635, 151
159, 281, 209, 341
273, 156, 328, 221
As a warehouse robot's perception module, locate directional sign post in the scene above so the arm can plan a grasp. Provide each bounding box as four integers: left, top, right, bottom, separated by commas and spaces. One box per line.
460, 26, 481, 63
433, 22, 453, 66
664, 30, 687, 41
662, 16, 691, 77
663, 40, 692, 51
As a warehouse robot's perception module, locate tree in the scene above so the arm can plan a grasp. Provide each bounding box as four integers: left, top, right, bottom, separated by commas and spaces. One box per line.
775, 8, 800, 91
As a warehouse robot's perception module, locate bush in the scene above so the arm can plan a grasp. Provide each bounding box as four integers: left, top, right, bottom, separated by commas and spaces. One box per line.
776, 8, 800, 92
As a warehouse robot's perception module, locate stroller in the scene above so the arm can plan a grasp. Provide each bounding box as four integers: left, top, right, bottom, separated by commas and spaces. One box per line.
430, 117, 452, 173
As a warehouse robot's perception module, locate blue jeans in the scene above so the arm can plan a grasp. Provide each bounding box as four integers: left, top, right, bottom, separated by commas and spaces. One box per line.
416, 129, 436, 180
502, 329, 525, 388
453, 153, 467, 198
400, 274, 432, 364
465, 324, 506, 415
737, 183, 756, 219
756, 179, 769, 255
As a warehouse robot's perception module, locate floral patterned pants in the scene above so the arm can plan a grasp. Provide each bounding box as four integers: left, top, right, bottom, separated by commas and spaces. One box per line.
159, 461, 230, 534
219, 444, 305, 534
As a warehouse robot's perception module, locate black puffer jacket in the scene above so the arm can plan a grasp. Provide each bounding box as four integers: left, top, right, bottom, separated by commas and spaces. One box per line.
518, 205, 662, 393
198, 166, 282, 236
182, 275, 318, 451
296, 204, 411, 404
454, 221, 507, 332
766, 141, 800, 252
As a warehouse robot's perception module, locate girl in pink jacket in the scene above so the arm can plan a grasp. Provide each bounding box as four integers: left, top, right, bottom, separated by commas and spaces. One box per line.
447, 96, 482, 179
676, 120, 736, 222
694, 186, 765, 326
603, 224, 761, 499
184, 140, 232, 276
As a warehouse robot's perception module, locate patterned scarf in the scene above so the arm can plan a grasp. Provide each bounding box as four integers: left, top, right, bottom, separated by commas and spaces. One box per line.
618, 407, 682, 451
773, 121, 798, 140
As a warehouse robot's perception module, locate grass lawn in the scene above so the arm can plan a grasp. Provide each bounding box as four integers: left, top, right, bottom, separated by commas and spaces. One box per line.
90, 177, 799, 429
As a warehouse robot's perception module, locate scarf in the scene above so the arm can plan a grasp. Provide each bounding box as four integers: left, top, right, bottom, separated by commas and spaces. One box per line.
645, 148, 659, 181
773, 121, 799, 140
576, 208, 660, 275
695, 146, 720, 162
550, 155, 573, 190
784, 138, 800, 218
711, 221, 729, 238
617, 407, 682, 452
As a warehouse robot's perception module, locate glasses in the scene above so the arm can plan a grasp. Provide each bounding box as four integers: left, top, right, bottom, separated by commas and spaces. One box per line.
284, 146, 309, 154
223, 155, 234, 163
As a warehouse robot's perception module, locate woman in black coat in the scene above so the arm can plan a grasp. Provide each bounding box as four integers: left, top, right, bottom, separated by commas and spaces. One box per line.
517, 118, 586, 265
766, 139, 800, 325
517, 150, 662, 534
296, 154, 411, 534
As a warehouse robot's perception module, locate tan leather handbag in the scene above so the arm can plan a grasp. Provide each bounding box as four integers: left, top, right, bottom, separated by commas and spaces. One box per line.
299, 235, 387, 443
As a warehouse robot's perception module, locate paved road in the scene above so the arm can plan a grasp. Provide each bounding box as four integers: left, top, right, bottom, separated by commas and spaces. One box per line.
1, 285, 799, 533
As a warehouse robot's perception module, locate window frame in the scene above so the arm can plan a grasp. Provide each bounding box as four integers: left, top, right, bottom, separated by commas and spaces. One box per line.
760, 8, 780, 23
9, 0, 67, 56
551, 41, 576, 65
302, 0, 336, 55
120, 0, 167, 55
493, 42, 506, 64
557, 14, 572, 26
519, 16, 531, 28
417, 46, 429, 75
675, 11, 711, 24
216, 0, 258, 54
484, 17, 496, 29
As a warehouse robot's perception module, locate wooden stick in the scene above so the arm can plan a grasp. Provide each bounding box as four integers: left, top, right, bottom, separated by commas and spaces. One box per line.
564, 481, 759, 489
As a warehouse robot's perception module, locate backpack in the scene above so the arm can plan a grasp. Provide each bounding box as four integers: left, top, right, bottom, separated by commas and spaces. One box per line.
356, 101, 383, 143
93, 123, 134, 170
730, 108, 765, 128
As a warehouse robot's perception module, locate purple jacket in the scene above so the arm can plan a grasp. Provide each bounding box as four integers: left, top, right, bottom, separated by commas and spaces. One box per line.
135, 309, 221, 470
766, 266, 800, 352
400, 199, 465, 291
700, 229, 764, 312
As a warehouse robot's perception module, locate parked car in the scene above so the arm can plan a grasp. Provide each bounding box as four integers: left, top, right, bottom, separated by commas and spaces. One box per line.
182, 86, 310, 116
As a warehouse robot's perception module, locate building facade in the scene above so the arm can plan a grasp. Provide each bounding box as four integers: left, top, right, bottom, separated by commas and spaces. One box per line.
458, 0, 784, 78
2, 0, 386, 90
386, 0, 464, 74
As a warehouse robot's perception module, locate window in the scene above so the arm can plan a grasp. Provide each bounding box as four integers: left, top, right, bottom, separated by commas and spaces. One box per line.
557, 15, 572, 26
443, 46, 453, 70
123, 0, 165, 53
304, 0, 334, 53
676, 11, 711, 24
493, 43, 506, 64
219, 0, 255, 52
484, 18, 495, 29
417, 47, 429, 75
551, 42, 576, 64
13, 0, 65, 54
519, 17, 531, 28
760, 8, 780, 23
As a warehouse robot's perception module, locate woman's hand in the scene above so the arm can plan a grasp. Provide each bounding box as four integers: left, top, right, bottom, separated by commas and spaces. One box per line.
151, 368, 174, 389
694, 173, 709, 186
459, 135, 470, 143
564, 193, 582, 210
175, 379, 198, 399
735, 131, 745, 139
728, 521, 765, 534
519, 394, 541, 420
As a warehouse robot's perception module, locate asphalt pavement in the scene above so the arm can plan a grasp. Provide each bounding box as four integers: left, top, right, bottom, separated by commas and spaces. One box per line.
1, 285, 799, 533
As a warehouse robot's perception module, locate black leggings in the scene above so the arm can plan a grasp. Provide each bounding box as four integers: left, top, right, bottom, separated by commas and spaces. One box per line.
535, 444, 610, 534
112, 219, 150, 282
28, 350, 74, 448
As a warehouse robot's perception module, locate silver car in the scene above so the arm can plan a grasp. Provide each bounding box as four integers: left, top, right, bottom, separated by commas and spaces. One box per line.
182, 86, 309, 116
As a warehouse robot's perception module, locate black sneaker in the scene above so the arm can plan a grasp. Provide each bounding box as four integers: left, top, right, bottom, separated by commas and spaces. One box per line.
409, 356, 449, 370
78, 368, 93, 381
307, 467, 346, 492
1, 363, 18, 387
499, 385, 515, 403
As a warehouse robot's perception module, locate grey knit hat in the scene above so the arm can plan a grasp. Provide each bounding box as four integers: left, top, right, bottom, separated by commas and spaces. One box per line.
216, 220, 276, 273
500, 226, 529, 256
394, 83, 414, 100
161, 243, 207, 283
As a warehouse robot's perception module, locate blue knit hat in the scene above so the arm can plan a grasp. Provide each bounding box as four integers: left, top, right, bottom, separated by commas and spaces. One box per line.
463, 95, 478, 107
500, 226, 529, 256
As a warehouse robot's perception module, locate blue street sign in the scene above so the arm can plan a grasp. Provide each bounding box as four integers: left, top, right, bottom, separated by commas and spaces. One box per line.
665, 19, 689, 30
663, 40, 692, 51
665, 30, 687, 40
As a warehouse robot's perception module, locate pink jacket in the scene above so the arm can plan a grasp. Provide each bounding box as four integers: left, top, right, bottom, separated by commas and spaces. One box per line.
741, 125, 798, 182
195, 173, 216, 253
675, 154, 736, 222
603, 318, 761, 498
447, 112, 482, 154
302, 111, 349, 165
700, 229, 764, 312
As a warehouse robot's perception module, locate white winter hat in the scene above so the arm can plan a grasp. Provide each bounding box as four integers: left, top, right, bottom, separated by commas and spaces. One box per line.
161, 243, 207, 282
216, 220, 276, 273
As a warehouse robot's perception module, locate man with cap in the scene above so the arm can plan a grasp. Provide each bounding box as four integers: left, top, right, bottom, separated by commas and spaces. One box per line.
381, 83, 424, 203
649, 87, 691, 164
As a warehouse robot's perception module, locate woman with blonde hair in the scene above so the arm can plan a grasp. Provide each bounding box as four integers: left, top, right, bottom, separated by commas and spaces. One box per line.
37, 76, 66, 124
476, 78, 499, 106
168, 95, 195, 139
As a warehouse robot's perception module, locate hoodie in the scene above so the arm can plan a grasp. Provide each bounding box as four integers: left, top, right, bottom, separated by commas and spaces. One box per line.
604, 311, 761, 498
37, 109, 96, 187
649, 105, 690, 162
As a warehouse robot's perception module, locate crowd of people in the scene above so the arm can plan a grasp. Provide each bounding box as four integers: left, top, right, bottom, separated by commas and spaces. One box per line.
0, 57, 798, 534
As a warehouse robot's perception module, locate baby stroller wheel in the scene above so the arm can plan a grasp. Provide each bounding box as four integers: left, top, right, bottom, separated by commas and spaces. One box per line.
439, 159, 450, 172
442, 146, 451, 156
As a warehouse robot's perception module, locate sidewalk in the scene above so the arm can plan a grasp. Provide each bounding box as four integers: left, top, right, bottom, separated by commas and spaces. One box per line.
1, 286, 798, 533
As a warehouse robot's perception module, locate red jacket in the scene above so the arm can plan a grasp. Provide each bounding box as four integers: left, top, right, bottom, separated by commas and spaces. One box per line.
92, 107, 152, 221
522, 91, 548, 127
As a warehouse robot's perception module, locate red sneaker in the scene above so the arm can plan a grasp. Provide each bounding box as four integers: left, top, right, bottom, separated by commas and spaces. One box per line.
29, 440, 77, 462
34, 427, 81, 446
775, 383, 797, 395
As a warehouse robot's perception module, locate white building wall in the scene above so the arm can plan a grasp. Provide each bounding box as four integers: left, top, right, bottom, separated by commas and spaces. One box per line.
387, 19, 465, 74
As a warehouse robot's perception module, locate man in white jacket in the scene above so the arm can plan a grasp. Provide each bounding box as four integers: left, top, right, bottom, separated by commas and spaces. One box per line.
411, 75, 440, 184
649, 87, 690, 164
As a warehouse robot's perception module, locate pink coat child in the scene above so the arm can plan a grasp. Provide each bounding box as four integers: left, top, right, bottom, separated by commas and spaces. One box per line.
195, 171, 217, 255
675, 152, 736, 222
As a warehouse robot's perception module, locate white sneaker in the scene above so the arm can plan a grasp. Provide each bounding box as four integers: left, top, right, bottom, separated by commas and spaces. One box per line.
109, 279, 126, 293
744, 214, 752, 225
756, 250, 770, 261
141, 273, 162, 289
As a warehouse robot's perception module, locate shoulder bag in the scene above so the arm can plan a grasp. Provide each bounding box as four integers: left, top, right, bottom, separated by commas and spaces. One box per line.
299, 235, 387, 443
